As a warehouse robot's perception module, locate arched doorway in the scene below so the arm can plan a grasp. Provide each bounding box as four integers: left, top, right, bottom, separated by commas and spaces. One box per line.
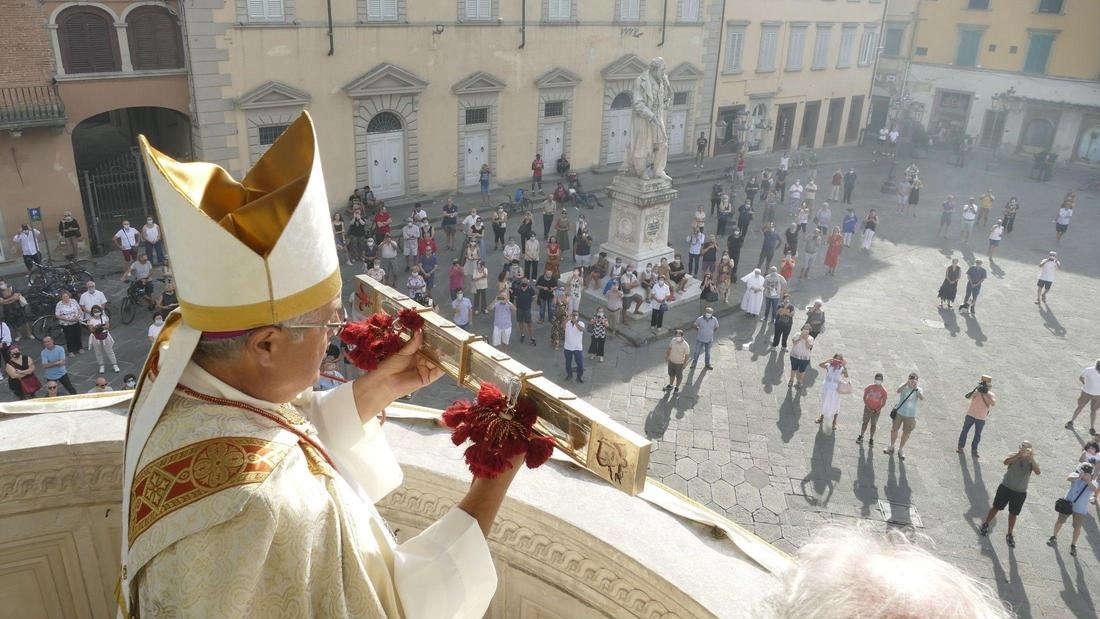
607, 92, 632, 164
366, 112, 406, 198
72, 106, 190, 253
1076, 125, 1100, 164
1019, 118, 1055, 153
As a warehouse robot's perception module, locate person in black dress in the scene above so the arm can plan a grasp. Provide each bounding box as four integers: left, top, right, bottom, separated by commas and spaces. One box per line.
937, 258, 962, 309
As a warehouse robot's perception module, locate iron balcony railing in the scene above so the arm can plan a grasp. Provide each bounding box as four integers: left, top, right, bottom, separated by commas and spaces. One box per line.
0, 84, 67, 131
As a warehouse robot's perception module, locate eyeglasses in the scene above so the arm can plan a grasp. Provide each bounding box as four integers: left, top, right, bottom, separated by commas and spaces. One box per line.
46, 385, 58, 390
283, 306, 348, 338
908, 375, 918, 380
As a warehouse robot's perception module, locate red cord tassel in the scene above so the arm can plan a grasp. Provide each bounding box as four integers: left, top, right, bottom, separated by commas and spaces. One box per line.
339, 309, 426, 371
441, 383, 557, 479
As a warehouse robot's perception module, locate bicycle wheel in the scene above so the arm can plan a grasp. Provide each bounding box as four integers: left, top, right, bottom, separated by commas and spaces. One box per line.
120, 296, 137, 325
72, 270, 94, 285
31, 316, 62, 342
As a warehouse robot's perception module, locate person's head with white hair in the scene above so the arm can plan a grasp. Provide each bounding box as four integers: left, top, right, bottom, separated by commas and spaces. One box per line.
764, 525, 1012, 619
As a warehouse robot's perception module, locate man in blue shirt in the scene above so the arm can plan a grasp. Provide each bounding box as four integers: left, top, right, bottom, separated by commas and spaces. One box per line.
39, 336, 77, 394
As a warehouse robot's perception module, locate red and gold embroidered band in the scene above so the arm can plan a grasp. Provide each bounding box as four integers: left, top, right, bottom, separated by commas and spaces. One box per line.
128, 437, 290, 545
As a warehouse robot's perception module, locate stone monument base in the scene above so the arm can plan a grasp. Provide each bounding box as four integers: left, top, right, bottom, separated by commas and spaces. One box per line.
599, 175, 678, 269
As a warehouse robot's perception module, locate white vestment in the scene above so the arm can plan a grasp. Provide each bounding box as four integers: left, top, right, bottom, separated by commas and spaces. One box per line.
739, 272, 765, 314
127, 362, 496, 618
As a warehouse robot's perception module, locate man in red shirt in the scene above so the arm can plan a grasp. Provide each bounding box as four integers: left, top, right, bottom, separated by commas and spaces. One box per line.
856, 372, 889, 446
531, 154, 544, 192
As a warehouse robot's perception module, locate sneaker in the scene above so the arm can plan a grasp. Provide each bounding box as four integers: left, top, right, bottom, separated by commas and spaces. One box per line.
531, 339, 536, 346
868, 438, 874, 447
520, 335, 526, 343
1046, 536, 1056, 547
1006, 534, 1015, 548
663, 384, 673, 392
883, 446, 894, 455
564, 375, 573, 382
598, 356, 604, 363
690, 363, 697, 369
855, 435, 863, 444
673, 386, 679, 393
577, 377, 584, 383
112, 365, 120, 373
705, 365, 714, 370
98, 365, 105, 373
1091, 427, 1097, 435
898, 451, 906, 461
979, 522, 989, 536
972, 451, 980, 459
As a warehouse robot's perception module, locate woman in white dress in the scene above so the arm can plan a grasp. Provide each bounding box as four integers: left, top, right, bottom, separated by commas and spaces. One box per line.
567, 266, 584, 314
816, 353, 849, 429
740, 268, 765, 317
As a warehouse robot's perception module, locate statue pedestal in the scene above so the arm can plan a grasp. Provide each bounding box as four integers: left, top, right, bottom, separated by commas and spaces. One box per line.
599, 175, 678, 268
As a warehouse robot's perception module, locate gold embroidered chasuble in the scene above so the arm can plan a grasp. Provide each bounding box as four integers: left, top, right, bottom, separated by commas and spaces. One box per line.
126, 363, 497, 618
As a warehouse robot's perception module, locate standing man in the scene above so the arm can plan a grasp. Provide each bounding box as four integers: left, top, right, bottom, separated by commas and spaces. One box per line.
113, 220, 141, 266
959, 258, 987, 314
142, 217, 166, 266
378, 234, 400, 287
856, 373, 888, 447
401, 217, 421, 271
12, 224, 43, 273
1036, 251, 1060, 304
531, 154, 544, 191
1055, 202, 1073, 243
957, 375, 997, 458
39, 336, 77, 394
757, 223, 782, 270
959, 198, 978, 243
648, 275, 671, 334
1066, 359, 1100, 434
523, 232, 540, 281
884, 372, 924, 460
664, 329, 691, 393
761, 266, 787, 323
842, 168, 857, 204
690, 307, 718, 370
490, 293, 515, 352
58, 211, 82, 260
685, 228, 704, 277
939, 195, 956, 238
513, 276, 537, 346
979, 441, 1040, 548
563, 310, 586, 383
451, 289, 473, 330
535, 268, 558, 324
695, 132, 708, 168
79, 280, 108, 318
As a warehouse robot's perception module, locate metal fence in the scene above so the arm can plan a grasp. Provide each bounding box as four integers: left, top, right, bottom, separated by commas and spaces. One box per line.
80, 148, 153, 255
0, 84, 66, 130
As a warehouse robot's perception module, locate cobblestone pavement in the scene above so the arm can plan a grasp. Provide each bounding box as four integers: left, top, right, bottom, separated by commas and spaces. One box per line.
8, 147, 1096, 618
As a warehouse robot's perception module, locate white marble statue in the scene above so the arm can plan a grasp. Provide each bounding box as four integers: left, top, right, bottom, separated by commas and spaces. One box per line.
626, 57, 673, 181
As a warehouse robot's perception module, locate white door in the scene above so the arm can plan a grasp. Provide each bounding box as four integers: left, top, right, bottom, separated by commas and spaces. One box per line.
668, 110, 687, 155
368, 131, 405, 198
463, 131, 489, 186
607, 110, 632, 164
542, 122, 564, 165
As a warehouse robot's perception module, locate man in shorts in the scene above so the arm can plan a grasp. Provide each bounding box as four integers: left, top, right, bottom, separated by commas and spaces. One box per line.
664, 329, 691, 394
979, 441, 1040, 548
1035, 251, 1060, 304
884, 372, 924, 461
1066, 359, 1100, 434
489, 294, 515, 352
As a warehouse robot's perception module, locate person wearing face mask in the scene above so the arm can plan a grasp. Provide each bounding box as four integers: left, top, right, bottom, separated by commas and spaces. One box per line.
5, 345, 40, 399
113, 220, 141, 265
857, 373, 889, 447
402, 217, 421, 271
451, 289, 473, 330
587, 308, 609, 363
664, 330, 691, 393
58, 211, 83, 260
347, 208, 370, 261
513, 277, 536, 345
649, 275, 671, 334
123, 373, 139, 390
148, 313, 166, 342
142, 217, 166, 266
690, 308, 719, 370
379, 235, 400, 286
366, 259, 386, 284
85, 304, 119, 374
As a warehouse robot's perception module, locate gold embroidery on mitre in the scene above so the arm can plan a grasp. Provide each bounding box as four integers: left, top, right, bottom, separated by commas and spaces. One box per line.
128, 437, 290, 545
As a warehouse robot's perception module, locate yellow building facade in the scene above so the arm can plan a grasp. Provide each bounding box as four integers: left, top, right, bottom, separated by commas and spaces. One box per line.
708, 0, 886, 158
906, 0, 1100, 163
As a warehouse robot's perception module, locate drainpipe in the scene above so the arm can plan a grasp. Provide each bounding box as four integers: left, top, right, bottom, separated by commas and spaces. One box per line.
327, 0, 335, 56
659, 0, 668, 47
519, 0, 526, 49
707, 0, 728, 156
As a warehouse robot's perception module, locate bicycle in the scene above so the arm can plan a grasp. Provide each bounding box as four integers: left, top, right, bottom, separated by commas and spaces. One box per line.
31, 314, 65, 343
119, 277, 165, 325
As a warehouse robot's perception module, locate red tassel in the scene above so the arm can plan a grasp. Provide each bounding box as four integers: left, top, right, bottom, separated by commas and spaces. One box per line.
441, 382, 557, 479
339, 310, 425, 371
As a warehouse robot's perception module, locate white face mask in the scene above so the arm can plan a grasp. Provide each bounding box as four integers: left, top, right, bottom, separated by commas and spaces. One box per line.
456, 292, 463, 299
874, 379, 883, 385
674, 336, 684, 342
704, 312, 712, 318
154, 318, 164, 325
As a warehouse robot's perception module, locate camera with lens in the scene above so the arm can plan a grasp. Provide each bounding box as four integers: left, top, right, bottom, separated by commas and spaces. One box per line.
976, 383, 989, 394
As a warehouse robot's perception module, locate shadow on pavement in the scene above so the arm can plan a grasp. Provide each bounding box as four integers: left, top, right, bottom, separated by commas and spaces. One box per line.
761, 349, 785, 394
1039, 304, 1067, 337
854, 444, 879, 518
979, 542, 1033, 619
938, 307, 961, 337
963, 313, 988, 346
643, 393, 674, 440
747, 323, 773, 361
989, 259, 1006, 279
959, 452, 990, 531
884, 456, 912, 525
800, 425, 840, 507
1055, 545, 1097, 619
777, 387, 802, 443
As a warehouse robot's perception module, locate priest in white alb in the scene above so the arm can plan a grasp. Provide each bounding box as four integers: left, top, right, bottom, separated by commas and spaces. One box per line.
739, 268, 766, 317
119, 113, 518, 618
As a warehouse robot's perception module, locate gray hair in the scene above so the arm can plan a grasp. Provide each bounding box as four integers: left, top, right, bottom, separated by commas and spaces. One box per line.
764, 525, 1012, 619
192, 305, 331, 364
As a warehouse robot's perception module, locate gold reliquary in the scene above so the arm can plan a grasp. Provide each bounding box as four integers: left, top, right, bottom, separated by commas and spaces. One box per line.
353, 275, 651, 495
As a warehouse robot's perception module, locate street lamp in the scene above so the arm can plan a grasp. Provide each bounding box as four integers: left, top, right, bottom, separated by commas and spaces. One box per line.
985, 87, 1018, 170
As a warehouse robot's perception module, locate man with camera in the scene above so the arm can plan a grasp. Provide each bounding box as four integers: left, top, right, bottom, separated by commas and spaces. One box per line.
978, 441, 1040, 548
957, 374, 997, 458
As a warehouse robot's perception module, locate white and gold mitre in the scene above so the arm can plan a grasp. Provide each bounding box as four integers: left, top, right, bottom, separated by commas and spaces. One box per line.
139, 111, 340, 332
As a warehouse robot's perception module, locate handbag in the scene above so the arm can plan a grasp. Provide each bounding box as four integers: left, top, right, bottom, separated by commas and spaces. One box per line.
93, 327, 110, 341
837, 379, 853, 395
889, 386, 918, 420
1055, 484, 1091, 515
20, 374, 41, 395
659, 302, 669, 312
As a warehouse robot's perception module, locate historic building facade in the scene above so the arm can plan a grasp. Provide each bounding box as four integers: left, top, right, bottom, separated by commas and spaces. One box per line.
0, 0, 191, 258
905, 0, 1100, 164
